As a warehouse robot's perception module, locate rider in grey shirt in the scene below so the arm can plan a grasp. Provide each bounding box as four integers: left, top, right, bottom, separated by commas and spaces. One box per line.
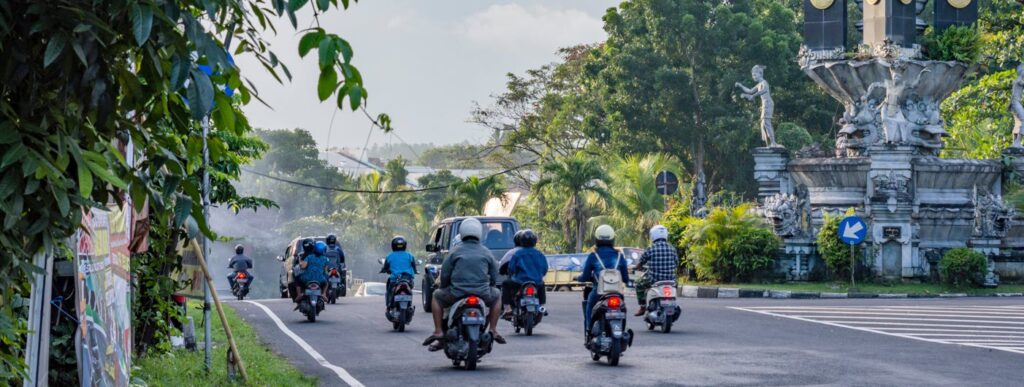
226, 244, 254, 286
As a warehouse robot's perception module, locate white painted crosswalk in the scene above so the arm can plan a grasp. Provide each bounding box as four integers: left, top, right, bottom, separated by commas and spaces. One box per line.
732, 305, 1024, 355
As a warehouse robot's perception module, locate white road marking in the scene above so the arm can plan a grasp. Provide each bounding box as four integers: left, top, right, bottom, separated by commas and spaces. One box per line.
733, 305, 1024, 356
244, 300, 366, 387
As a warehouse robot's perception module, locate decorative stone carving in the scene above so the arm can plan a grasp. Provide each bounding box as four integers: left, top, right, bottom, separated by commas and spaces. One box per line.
736, 65, 779, 148
797, 45, 844, 67
973, 187, 1013, 239
1011, 64, 1024, 149
872, 170, 912, 202
867, 65, 930, 144
763, 193, 806, 237
837, 97, 882, 156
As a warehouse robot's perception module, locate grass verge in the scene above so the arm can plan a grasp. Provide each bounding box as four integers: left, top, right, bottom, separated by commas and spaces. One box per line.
133, 300, 316, 387
679, 280, 1024, 296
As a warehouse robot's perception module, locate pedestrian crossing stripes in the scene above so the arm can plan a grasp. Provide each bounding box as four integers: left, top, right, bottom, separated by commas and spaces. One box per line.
732, 305, 1024, 355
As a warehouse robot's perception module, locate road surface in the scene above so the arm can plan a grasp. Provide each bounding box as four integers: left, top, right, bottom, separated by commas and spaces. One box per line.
229, 293, 1024, 386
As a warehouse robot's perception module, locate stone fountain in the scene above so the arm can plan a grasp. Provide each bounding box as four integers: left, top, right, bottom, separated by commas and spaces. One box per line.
755, 0, 1022, 283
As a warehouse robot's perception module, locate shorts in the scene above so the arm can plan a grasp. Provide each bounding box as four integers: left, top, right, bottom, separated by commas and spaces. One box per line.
433, 287, 499, 310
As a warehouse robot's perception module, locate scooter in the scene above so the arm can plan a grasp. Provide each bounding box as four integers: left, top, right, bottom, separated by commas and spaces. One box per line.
386, 274, 416, 332
510, 282, 545, 336
298, 281, 325, 322
230, 271, 251, 301
643, 280, 681, 333
327, 265, 345, 304
584, 286, 633, 366
441, 295, 494, 370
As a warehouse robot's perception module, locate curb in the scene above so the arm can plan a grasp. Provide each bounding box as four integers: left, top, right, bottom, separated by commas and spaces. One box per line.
675, 286, 1024, 299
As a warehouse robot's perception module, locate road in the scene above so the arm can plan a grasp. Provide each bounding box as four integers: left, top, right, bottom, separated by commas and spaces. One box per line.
229, 293, 1024, 386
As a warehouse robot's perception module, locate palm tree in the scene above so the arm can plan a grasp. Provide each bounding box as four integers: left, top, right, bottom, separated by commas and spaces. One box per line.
534, 152, 609, 252
440, 175, 507, 215
335, 171, 419, 244
594, 153, 684, 247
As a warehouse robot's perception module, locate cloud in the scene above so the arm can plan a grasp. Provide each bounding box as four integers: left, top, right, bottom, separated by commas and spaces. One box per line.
458, 4, 605, 53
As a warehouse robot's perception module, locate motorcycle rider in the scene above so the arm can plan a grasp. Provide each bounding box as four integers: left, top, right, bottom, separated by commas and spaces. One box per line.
498, 230, 526, 273
226, 244, 253, 288
295, 241, 330, 303
634, 225, 679, 316
288, 237, 315, 301
576, 225, 629, 339
380, 236, 418, 306
500, 229, 548, 318
324, 233, 346, 268
422, 218, 506, 351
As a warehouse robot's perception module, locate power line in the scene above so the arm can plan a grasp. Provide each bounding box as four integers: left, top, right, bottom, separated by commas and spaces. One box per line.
240, 160, 536, 194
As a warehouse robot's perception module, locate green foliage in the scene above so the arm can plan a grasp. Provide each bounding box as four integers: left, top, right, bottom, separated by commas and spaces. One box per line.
416, 170, 462, 221
942, 70, 1016, 159
775, 122, 814, 150
938, 247, 988, 287
680, 204, 779, 282
384, 157, 410, 190
593, 153, 684, 247
535, 153, 610, 252
441, 175, 507, 216
660, 199, 692, 272
816, 208, 863, 278
923, 25, 983, 63
977, 0, 1024, 68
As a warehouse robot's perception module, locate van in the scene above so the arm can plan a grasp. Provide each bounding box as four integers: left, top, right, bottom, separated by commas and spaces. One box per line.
421, 216, 520, 311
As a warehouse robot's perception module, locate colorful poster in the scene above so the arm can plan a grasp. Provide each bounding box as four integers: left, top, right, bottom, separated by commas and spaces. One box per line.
75, 204, 133, 387
175, 238, 206, 298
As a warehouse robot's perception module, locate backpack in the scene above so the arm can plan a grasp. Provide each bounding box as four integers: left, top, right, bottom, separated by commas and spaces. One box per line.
594, 250, 625, 295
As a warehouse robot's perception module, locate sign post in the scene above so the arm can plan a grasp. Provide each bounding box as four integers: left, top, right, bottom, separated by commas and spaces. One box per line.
838, 215, 867, 290
655, 171, 679, 212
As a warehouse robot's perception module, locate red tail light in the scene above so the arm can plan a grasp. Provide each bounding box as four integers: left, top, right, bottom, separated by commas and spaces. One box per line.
466, 295, 480, 306
662, 286, 673, 297
236, 272, 247, 280
172, 294, 187, 304
330, 268, 338, 276
524, 286, 536, 297
607, 296, 622, 309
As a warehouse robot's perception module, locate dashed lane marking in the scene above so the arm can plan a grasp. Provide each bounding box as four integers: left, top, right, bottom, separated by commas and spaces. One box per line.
244, 300, 366, 387
732, 305, 1024, 355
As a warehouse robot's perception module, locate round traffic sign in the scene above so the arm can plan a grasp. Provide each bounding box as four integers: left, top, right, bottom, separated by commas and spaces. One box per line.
838, 216, 867, 245
655, 171, 679, 195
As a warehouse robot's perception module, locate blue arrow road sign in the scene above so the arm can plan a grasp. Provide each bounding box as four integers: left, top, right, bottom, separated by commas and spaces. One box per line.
838, 216, 867, 245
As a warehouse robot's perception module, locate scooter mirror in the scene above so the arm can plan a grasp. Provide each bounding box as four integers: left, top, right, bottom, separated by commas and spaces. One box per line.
416, 259, 424, 265
276, 255, 284, 262
378, 257, 385, 265
570, 257, 581, 266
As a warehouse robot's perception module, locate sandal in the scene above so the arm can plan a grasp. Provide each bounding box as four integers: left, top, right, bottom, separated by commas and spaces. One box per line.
491, 332, 506, 344
422, 335, 444, 346
427, 341, 444, 352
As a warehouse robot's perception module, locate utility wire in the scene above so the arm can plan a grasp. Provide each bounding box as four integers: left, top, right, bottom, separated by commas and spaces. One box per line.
241, 160, 536, 194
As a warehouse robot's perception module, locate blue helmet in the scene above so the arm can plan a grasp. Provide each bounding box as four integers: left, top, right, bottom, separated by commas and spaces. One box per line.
314, 241, 327, 255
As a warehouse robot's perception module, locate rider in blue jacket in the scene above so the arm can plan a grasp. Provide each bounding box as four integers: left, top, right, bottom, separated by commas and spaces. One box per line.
380, 236, 417, 306
576, 225, 629, 336
296, 241, 329, 301
501, 229, 548, 317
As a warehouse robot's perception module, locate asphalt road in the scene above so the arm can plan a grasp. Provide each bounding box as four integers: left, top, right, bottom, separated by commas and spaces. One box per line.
229, 293, 1024, 387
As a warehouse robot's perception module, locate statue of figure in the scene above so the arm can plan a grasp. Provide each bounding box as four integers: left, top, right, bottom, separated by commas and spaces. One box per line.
973, 186, 1014, 239
1011, 64, 1024, 148
736, 65, 778, 147
866, 66, 930, 143
690, 170, 708, 218
762, 193, 803, 237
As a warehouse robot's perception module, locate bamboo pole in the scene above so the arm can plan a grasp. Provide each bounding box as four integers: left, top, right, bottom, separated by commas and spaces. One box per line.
191, 239, 250, 383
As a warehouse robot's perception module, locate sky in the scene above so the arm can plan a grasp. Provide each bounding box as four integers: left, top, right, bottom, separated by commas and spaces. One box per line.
236, 1, 619, 150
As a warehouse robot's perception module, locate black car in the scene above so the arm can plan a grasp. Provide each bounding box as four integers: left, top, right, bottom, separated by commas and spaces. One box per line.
421, 216, 520, 312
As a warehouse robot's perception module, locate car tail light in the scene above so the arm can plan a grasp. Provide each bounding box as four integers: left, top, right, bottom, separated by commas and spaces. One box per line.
525, 286, 536, 297
236, 272, 247, 280
607, 296, 622, 309
662, 286, 673, 297
466, 295, 480, 306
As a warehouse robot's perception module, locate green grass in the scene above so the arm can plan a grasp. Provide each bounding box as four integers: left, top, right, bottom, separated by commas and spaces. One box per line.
133, 301, 316, 387
679, 280, 1024, 296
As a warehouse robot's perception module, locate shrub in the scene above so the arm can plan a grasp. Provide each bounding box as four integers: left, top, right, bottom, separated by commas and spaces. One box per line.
681, 204, 780, 282
938, 248, 987, 287
775, 122, 814, 150
922, 25, 982, 63
816, 208, 863, 279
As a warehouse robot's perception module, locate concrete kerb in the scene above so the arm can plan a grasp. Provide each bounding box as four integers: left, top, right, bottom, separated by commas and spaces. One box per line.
717, 288, 739, 298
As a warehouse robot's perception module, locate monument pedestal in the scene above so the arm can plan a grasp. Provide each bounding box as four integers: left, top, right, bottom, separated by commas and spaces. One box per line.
753, 147, 791, 202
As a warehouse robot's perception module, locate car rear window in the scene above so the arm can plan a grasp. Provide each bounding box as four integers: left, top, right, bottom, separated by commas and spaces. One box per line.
451, 220, 516, 249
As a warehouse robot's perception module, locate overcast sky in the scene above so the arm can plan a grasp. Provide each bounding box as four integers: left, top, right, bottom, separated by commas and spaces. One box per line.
236, 1, 618, 150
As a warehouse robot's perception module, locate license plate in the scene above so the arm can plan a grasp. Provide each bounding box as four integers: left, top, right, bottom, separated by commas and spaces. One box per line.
462, 316, 485, 324
330, 277, 341, 283
394, 295, 413, 302
605, 311, 625, 319
520, 298, 539, 306
661, 299, 676, 306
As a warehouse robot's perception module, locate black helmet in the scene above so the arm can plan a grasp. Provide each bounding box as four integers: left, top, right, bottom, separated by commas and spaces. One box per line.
234, 244, 245, 254
518, 229, 538, 248
326, 234, 337, 245
391, 236, 407, 251
512, 230, 526, 247
301, 238, 315, 254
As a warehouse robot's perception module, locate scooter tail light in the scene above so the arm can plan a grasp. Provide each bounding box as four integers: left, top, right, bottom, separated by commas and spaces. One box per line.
525, 286, 536, 297
662, 286, 673, 297
330, 268, 338, 276
607, 296, 622, 309
466, 295, 480, 306
236, 272, 247, 280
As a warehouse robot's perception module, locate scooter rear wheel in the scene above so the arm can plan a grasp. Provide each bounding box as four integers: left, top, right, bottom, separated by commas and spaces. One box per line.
661, 319, 672, 333
465, 341, 478, 370
525, 314, 534, 336
607, 339, 620, 366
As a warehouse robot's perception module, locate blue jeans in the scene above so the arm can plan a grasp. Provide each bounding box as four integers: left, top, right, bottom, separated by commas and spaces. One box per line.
583, 289, 600, 333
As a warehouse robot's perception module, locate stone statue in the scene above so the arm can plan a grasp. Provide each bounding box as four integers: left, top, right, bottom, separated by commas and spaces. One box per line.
973, 186, 1013, 239
866, 66, 930, 144
1011, 64, 1024, 148
736, 65, 778, 148
690, 170, 708, 218
763, 193, 804, 237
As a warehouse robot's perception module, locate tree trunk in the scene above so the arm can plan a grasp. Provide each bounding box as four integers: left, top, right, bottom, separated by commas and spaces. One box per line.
573, 193, 584, 253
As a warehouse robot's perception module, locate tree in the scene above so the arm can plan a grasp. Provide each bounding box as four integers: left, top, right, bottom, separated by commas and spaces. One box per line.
680, 204, 779, 282
593, 153, 684, 247
416, 170, 462, 221
589, 0, 834, 195
384, 157, 410, 189
0, 0, 382, 380
441, 175, 507, 216
535, 153, 610, 252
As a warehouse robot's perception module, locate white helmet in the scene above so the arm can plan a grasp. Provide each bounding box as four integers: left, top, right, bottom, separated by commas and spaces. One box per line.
650, 225, 669, 241
460, 218, 483, 241
594, 224, 615, 241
